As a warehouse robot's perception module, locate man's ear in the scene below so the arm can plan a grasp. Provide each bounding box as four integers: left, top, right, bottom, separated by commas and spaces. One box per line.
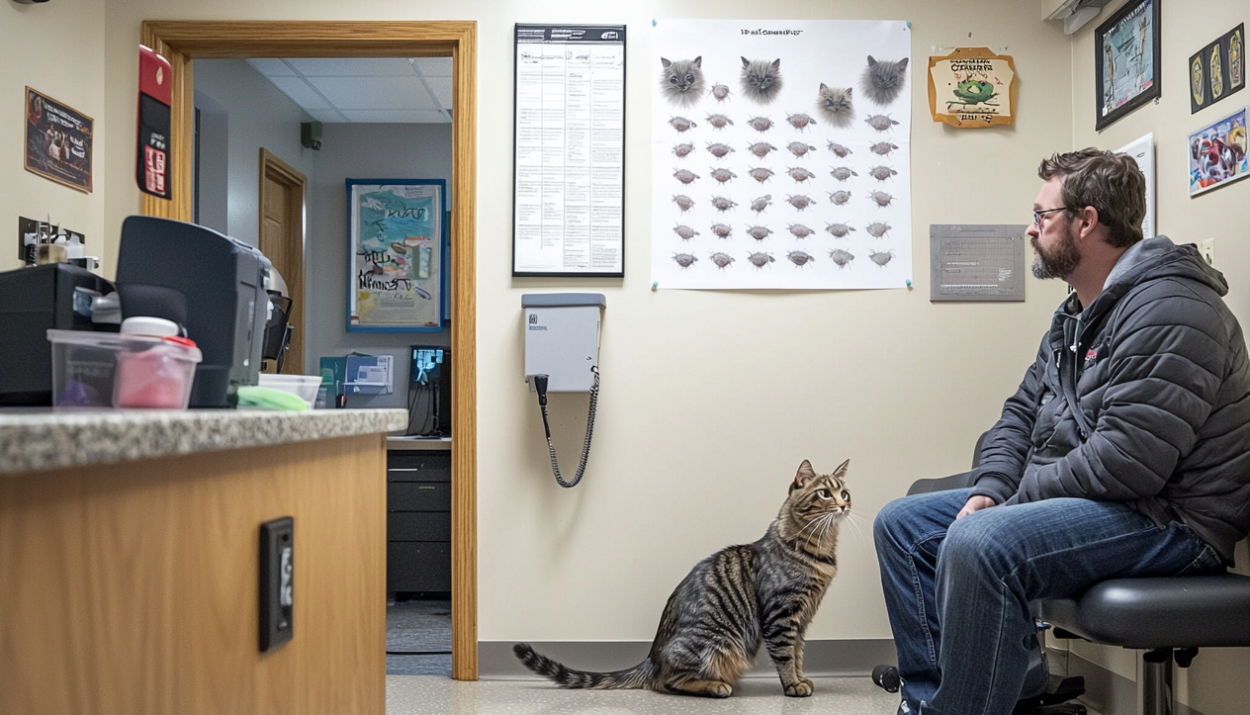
1075, 205, 1102, 240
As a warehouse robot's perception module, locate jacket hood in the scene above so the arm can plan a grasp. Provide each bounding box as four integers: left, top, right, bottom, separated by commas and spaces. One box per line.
1082, 237, 1228, 321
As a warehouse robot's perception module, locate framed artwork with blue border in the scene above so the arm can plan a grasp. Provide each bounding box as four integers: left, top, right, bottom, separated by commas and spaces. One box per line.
346, 178, 447, 332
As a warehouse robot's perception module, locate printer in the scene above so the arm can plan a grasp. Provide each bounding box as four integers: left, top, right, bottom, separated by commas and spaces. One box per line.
115, 216, 271, 408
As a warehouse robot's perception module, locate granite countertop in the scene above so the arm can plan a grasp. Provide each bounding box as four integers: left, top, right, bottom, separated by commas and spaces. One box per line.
0, 408, 407, 475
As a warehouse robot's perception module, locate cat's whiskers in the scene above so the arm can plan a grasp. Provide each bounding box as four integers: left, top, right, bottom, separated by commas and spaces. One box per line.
842, 511, 870, 549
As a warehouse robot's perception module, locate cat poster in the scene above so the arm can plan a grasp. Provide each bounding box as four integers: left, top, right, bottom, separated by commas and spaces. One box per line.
651, 19, 912, 290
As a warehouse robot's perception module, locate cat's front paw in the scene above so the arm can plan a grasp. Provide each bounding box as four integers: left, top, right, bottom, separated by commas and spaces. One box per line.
784, 679, 814, 697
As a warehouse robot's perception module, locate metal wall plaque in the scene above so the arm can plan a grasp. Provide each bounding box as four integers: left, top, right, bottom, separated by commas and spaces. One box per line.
930, 224, 1026, 302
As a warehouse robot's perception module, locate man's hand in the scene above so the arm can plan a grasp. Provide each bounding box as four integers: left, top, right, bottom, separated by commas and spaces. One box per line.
956, 495, 997, 519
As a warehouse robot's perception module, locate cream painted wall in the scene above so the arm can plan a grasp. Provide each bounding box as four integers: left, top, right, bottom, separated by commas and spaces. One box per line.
93, 0, 1072, 647
0, 0, 1221, 710
2, 0, 106, 274
1067, 0, 1250, 712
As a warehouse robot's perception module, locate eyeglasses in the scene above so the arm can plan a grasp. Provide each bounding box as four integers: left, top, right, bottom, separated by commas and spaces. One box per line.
1032, 207, 1068, 225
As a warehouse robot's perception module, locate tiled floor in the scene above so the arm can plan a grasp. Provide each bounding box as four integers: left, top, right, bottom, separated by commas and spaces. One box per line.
384, 599, 1103, 714
387, 674, 900, 715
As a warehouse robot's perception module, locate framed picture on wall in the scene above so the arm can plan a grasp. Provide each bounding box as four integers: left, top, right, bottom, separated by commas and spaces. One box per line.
346, 178, 447, 332
1094, 0, 1161, 131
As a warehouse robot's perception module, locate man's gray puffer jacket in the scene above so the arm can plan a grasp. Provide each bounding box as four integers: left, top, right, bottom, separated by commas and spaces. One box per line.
970, 236, 1250, 564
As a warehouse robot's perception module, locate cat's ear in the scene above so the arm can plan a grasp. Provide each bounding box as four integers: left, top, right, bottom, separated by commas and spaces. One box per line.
846, 87, 853, 97
771, 58, 781, 70
741, 56, 751, 68
833, 458, 850, 480
867, 55, 877, 66
693, 56, 702, 68
661, 57, 672, 68
897, 58, 909, 70
820, 83, 829, 91
793, 459, 817, 491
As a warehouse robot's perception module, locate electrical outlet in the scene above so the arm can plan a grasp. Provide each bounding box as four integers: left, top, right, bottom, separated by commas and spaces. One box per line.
1199, 238, 1215, 267
259, 517, 294, 652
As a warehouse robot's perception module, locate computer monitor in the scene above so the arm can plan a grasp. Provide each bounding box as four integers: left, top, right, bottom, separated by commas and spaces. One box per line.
408, 345, 451, 437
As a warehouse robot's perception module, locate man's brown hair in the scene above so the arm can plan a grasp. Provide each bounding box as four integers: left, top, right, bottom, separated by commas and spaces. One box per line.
1038, 148, 1147, 248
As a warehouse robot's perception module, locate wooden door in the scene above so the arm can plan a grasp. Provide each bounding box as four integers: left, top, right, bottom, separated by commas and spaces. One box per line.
258, 148, 305, 375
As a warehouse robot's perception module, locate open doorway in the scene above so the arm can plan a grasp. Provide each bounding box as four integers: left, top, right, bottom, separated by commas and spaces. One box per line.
139, 20, 479, 680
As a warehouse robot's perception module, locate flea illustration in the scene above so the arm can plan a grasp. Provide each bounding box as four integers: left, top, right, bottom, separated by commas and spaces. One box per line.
787, 141, 817, 158
787, 167, 816, 183
710, 196, 738, 212
865, 221, 892, 239
706, 113, 734, 129
748, 167, 775, 183
829, 190, 852, 205
788, 223, 816, 239
865, 113, 899, 131
869, 249, 895, 266
673, 168, 699, 184
828, 248, 856, 268
830, 166, 858, 181
672, 252, 698, 269
746, 251, 775, 268
827, 141, 853, 158
673, 142, 695, 158
750, 195, 773, 213
869, 141, 898, 157
868, 191, 894, 208
825, 222, 856, 238
710, 223, 733, 239
786, 112, 817, 131
786, 194, 814, 210
710, 83, 732, 101
748, 142, 778, 158
709, 251, 736, 269
867, 165, 897, 181
787, 250, 816, 267
746, 225, 773, 241
673, 224, 700, 240
710, 167, 738, 184
747, 116, 775, 132
669, 116, 697, 132
673, 194, 695, 212
706, 142, 735, 159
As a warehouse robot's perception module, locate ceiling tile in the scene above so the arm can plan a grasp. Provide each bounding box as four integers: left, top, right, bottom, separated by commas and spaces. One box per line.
339, 109, 449, 123
247, 58, 297, 76
285, 57, 417, 77
424, 76, 453, 108
310, 76, 436, 111
412, 57, 453, 77
268, 76, 332, 110
307, 109, 346, 123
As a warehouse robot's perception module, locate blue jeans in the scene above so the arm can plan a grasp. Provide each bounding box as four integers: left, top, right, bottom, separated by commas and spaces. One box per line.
873, 488, 1224, 715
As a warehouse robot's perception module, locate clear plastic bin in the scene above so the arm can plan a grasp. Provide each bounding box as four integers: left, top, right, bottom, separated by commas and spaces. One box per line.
47, 329, 202, 409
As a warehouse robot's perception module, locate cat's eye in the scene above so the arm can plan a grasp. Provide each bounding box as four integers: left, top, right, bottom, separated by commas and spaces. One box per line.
817, 489, 832, 499
841, 490, 850, 501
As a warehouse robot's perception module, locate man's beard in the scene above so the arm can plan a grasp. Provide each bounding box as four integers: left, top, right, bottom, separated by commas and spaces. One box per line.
1030, 224, 1080, 280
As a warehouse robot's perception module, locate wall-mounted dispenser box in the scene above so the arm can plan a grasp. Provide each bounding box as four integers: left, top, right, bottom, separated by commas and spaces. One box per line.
522, 293, 605, 392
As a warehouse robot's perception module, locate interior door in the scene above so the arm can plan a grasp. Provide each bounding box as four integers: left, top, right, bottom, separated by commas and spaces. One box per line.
258, 148, 305, 375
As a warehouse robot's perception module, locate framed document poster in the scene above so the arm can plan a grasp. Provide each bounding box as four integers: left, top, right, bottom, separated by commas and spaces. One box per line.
346, 179, 447, 332
513, 24, 626, 277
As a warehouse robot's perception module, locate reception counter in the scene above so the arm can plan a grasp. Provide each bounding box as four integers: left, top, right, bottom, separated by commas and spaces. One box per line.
0, 408, 406, 715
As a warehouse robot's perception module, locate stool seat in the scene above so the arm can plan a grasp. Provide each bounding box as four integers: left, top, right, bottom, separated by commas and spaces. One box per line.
1037, 573, 1250, 649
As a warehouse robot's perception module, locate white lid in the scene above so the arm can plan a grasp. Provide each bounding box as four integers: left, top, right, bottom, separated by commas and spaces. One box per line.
120, 316, 179, 337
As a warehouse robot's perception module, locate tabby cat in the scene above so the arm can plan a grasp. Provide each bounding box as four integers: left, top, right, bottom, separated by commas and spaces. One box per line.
514, 458, 851, 698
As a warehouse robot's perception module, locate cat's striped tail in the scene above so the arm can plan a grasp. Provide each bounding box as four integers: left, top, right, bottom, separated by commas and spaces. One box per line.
513, 643, 653, 690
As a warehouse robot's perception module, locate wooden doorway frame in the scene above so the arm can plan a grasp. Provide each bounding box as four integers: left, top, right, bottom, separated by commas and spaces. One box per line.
257, 148, 306, 375
139, 20, 478, 680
